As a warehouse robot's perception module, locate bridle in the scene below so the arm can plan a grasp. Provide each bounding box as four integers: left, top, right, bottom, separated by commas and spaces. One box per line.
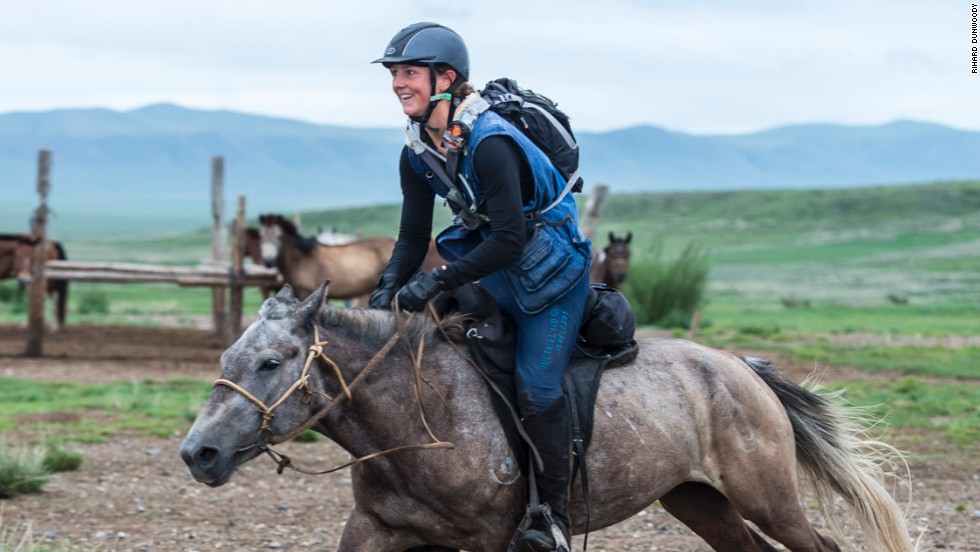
214, 326, 350, 437
213, 314, 455, 476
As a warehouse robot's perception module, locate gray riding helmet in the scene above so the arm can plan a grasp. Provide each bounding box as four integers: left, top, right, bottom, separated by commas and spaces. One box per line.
372, 22, 469, 82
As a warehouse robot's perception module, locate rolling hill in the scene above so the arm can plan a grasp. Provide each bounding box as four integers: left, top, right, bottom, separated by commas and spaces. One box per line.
2, 104, 979, 224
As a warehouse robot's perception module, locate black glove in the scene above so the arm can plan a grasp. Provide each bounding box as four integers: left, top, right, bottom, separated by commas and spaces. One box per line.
368, 273, 400, 310
396, 270, 447, 313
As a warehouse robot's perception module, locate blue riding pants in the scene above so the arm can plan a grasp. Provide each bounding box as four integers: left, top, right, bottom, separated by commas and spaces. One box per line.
480, 270, 591, 417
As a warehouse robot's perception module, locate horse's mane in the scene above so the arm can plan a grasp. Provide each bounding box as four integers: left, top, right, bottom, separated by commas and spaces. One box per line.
259, 296, 466, 350
320, 308, 468, 349
270, 215, 319, 255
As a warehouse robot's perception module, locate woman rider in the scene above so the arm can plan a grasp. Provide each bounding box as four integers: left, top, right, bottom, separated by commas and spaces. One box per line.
368, 22, 592, 552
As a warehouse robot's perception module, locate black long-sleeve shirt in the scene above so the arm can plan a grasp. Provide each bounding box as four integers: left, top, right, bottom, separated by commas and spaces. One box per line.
386, 134, 535, 289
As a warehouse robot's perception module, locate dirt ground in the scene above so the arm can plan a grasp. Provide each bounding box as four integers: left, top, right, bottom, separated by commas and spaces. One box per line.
0, 322, 977, 551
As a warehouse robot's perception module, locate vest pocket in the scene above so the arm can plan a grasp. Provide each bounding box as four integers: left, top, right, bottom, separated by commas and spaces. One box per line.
503, 223, 589, 314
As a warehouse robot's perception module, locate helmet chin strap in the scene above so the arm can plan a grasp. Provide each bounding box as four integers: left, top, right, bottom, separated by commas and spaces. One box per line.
412, 63, 442, 127
413, 63, 460, 130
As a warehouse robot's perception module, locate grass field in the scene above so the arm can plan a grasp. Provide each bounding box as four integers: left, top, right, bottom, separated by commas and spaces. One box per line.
1, 180, 978, 447
0, 377, 211, 442
4, 180, 978, 334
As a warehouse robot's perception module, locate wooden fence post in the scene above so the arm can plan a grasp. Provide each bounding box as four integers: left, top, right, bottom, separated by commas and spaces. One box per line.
211, 156, 228, 337
25, 149, 51, 357
228, 195, 246, 341
689, 309, 702, 339
581, 182, 609, 242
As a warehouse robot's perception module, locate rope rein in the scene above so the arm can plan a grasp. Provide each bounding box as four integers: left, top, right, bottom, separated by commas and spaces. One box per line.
214, 322, 454, 477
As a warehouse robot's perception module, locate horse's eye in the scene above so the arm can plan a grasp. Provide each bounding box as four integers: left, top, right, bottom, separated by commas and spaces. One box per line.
259, 359, 281, 371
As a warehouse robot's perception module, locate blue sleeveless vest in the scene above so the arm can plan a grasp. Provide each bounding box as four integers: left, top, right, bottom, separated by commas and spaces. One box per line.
406, 111, 592, 314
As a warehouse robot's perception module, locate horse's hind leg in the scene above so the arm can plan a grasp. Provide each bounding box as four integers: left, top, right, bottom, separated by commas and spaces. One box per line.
660, 482, 779, 551
723, 472, 841, 552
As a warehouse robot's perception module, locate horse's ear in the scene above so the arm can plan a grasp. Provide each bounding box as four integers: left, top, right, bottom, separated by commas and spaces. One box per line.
293, 281, 330, 322
275, 284, 296, 302
625, 232, 632, 244
608, 231, 615, 244
259, 284, 297, 319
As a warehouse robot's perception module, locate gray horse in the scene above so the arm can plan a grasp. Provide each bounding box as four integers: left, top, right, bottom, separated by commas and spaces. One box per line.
180, 284, 915, 552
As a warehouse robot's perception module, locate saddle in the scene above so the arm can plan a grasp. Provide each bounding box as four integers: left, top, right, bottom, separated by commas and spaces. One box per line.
432, 284, 639, 480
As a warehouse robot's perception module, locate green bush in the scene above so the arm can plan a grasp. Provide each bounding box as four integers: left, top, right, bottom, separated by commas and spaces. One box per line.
0, 443, 49, 499
77, 290, 110, 315
886, 293, 910, 305
780, 297, 812, 309
623, 242, 710, 327
42, 443, 84, 473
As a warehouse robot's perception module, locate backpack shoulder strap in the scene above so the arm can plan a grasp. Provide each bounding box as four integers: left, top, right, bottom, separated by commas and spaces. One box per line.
539, 168, 582, 215
418, 149, 490, 230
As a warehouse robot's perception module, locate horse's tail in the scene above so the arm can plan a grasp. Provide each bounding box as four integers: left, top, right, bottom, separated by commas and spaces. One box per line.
52, 242, 69, 328
742, 356, 916, 552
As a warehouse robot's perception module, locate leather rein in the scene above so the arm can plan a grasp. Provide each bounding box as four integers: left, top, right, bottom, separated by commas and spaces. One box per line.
213, 307, 455, 476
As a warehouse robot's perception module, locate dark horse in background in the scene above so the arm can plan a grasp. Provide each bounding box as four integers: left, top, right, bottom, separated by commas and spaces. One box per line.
590, 231, 632, 290
0, 234, 69, 331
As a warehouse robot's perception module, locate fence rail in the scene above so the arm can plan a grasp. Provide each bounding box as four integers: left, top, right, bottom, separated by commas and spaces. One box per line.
43, 260, 279, 287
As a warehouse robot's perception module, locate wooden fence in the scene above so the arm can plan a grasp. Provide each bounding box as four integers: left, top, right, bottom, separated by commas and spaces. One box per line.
19, 150, 279, 356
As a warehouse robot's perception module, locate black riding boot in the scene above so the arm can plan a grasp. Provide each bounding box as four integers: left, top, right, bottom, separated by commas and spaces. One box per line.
515, 395, 572, 552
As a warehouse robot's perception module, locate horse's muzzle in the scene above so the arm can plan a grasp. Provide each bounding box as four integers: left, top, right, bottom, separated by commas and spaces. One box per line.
179, 434, 262, 487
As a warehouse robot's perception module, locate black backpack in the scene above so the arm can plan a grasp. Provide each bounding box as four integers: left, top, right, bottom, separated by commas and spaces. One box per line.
418, 78, 584, 226
480, 78, 584, 194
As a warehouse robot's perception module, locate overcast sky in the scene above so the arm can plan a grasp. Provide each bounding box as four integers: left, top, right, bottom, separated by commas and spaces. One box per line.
1, 0, 976, 134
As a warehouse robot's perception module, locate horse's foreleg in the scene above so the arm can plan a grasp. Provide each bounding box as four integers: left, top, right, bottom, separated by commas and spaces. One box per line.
660, 482, 779, 551
338, 509, 417, 552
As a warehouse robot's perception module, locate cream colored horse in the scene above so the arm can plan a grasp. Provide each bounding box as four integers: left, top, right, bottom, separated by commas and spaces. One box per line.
258, 214, 394, 301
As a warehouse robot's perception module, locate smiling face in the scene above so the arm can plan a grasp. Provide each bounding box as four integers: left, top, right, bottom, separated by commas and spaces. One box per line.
389, 63, 456, 119
389, 63, 431, 118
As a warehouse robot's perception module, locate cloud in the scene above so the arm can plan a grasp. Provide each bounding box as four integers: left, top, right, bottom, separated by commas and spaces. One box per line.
0, 0, 975, 133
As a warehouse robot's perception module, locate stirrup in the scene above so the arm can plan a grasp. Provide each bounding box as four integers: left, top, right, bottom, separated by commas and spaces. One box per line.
510, 503, 570, 552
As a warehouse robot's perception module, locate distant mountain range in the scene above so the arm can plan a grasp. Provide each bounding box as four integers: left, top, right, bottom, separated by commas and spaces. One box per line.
2, 103, 979, 221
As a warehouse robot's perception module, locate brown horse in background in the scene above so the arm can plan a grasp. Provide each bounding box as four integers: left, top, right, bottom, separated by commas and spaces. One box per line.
258, 214, 395, 301
1, 234, 69, 331
0, 235, 19, 279
590, 231, 632, 290
419, 238, 447, 274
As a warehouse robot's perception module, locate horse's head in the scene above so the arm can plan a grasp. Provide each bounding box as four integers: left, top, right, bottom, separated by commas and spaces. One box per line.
13, 236, 40, 287
604, 232, 632, 285
180, 283, 331, 487
243, 227, 264, 265
257, 214, 285, 268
